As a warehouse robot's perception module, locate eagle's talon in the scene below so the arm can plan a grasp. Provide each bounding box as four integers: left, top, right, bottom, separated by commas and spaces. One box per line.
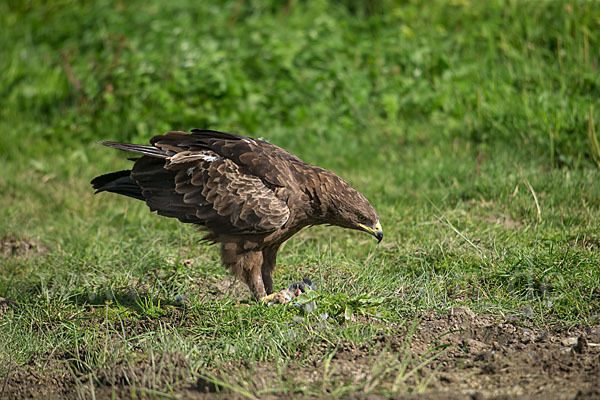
261, 292, 279, 304
261, 278, 316, 306
262, 288, 296, 306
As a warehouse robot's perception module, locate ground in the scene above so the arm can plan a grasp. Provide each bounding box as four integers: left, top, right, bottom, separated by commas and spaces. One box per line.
2, 288, 599, 399
1, 0, 600, 399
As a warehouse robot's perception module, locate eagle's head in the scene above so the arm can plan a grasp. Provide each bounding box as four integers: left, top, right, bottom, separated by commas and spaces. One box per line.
328, 179, 383, 243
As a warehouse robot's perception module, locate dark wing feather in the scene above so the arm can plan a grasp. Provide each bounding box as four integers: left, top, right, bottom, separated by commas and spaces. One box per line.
101, 141, 169, 158
190, 129, 246, 140
131, 157, 203, 224
91, 170, 144, 201
101, 130, 296, 235
163, 151, 290, 233
150, 130, 302, 189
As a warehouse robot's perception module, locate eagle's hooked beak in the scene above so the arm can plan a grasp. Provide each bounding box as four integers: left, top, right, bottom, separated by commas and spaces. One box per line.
358, 221, 383, 243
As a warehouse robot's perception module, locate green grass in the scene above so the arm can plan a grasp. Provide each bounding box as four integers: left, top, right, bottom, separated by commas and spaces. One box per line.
1, 0, 600, 397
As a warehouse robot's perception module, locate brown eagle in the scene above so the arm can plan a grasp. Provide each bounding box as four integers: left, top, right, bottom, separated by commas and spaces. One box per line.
91, 130, 382, 302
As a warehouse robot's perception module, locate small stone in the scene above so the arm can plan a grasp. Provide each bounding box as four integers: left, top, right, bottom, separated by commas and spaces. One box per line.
561, 337, 578, 347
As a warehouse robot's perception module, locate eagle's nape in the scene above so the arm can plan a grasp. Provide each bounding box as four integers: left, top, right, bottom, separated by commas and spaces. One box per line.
91, 130, 382, 304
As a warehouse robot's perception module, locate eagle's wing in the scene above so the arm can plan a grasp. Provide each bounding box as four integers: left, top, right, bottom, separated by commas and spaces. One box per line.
130, 131, 292, 235
151, 130, 303, 188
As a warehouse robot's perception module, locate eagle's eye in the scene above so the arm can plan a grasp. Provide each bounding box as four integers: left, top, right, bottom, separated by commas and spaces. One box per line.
358, 215, 367, 223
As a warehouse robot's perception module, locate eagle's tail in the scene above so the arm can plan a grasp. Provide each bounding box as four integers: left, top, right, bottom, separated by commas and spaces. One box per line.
101, 141, 168, 158
91, 170, 145, 201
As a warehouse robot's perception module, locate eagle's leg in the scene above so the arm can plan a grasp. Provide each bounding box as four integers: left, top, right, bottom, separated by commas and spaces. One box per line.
261, 245, 301, 305
221, 245, 266, 300
261, 246, 279, 295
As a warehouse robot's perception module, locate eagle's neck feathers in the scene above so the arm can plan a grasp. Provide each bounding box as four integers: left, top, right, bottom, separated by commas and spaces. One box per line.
299, 167, 355, 225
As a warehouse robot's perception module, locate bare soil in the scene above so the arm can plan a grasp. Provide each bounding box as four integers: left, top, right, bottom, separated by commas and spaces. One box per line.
2, 306, 598, 399
0, 235, 47, 259
408, 307, 600, 399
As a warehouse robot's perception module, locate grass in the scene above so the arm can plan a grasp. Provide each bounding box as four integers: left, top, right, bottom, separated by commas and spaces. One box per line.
1, 0, 600, 397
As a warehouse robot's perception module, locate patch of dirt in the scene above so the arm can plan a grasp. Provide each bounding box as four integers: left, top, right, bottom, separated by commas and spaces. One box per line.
200, 307, 600, 399
407, 306, 600, 399
0, 235, 48, 259
569, 235, 600, 253
1, 359, 76, 400
485, 216, 522, 229
97, 352, 190, 387
2, 308, 598, 399
203, 275, 251, 301
88, 353, 193, 399
0, 297, 16, 316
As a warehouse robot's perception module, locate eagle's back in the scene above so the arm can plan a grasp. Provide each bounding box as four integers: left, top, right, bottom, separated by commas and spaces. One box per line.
108, 130, 303, 239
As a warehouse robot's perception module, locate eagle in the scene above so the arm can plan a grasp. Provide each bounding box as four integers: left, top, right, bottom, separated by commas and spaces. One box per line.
91, 130, 382, 303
